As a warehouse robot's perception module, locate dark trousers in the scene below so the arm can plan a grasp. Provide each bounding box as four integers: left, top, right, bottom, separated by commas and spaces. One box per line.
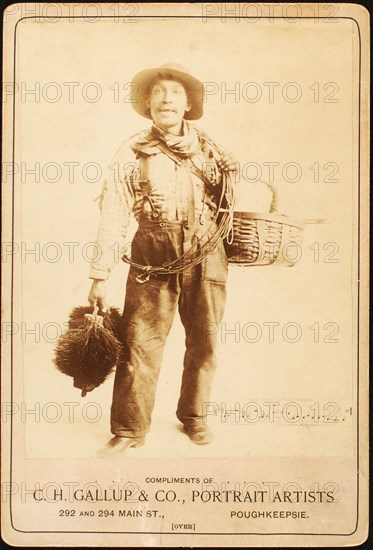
111, 220, 228, 437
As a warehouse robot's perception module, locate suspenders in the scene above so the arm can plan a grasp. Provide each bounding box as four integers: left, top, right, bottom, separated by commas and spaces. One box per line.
121, 141, 234, 282
137, 151, 217, 226
138, 155, 162, 220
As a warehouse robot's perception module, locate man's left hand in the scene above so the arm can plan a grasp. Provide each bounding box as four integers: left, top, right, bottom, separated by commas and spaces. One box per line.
218, 151, 239, 172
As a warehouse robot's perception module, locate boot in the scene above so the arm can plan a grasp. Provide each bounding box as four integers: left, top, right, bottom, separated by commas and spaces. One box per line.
97, 435, 145, 458
183, 425, 213, 445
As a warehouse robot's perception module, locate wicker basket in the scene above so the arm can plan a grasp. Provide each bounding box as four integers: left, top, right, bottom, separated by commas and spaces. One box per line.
224, 212, 305, 267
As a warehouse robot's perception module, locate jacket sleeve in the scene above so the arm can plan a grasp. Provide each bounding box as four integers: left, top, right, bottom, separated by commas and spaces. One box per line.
89, 143, 139, 280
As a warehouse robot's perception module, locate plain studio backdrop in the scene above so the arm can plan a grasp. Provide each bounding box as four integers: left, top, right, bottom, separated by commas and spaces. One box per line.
12, 17, 357, 459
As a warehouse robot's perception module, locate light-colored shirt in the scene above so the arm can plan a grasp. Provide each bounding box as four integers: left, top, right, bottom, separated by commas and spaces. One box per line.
89, 124, 222, 280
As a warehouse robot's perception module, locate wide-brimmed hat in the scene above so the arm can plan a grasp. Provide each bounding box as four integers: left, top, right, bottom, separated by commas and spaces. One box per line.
131, 63, 204, 120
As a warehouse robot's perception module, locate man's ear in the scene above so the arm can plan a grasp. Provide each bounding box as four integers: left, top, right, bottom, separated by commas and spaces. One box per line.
185, 103, 191, 112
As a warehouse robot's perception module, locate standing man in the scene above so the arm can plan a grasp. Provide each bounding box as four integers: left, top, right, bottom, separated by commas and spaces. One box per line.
88, 63, 237, 456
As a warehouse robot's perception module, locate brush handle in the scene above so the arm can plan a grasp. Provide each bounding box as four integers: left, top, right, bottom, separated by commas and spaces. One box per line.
93, 303, 108, 317
84, 306, 104, 326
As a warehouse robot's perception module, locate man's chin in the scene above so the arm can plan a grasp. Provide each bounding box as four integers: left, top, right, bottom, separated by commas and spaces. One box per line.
153, 118, 184, 132
156, 115, 179, 125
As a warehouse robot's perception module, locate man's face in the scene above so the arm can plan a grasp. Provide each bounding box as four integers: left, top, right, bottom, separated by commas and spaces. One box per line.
147, 79, 191, 132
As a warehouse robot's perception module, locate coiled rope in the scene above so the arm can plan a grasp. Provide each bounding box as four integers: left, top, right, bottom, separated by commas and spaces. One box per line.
121, 127, 236, 282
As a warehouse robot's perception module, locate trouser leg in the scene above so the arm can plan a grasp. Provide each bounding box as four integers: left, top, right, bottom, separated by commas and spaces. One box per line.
176, 263, 227, 428
111, 269, 179, 437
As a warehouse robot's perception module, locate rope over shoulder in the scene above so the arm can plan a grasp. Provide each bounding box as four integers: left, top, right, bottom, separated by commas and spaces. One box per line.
121, 126, 236, 280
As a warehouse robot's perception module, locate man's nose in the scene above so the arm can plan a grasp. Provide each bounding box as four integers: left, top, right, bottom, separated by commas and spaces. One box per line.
162, 90, 173, 102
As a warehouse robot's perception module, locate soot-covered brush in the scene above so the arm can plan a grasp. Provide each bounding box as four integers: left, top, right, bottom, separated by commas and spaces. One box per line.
54, 306, 123, 396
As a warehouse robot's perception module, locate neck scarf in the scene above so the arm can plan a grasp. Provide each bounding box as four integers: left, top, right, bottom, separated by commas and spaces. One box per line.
151, 121, 200, 158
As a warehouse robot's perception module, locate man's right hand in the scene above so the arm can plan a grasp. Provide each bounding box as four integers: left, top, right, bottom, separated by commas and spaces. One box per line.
88, 280, 107, 311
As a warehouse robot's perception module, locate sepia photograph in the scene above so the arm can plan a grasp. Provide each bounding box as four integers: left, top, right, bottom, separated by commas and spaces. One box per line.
1, 2, 369, 547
